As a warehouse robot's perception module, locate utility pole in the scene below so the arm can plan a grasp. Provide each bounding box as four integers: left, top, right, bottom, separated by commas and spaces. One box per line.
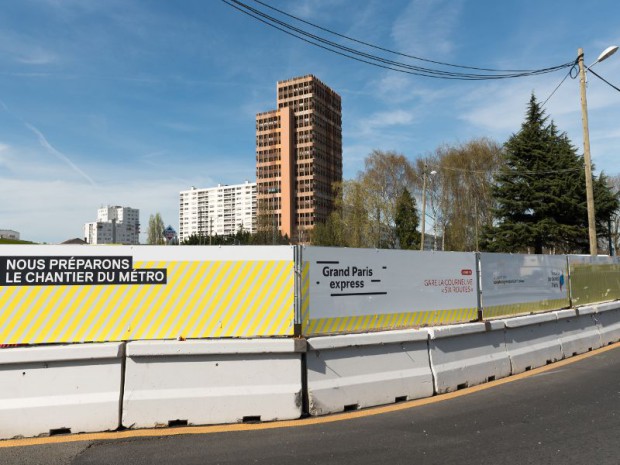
578, 48, 598, 256
474, 203, 479, 252
420, 166, 427, 251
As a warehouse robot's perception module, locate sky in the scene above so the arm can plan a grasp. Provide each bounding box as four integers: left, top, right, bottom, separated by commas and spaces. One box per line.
1, 0, 619, 244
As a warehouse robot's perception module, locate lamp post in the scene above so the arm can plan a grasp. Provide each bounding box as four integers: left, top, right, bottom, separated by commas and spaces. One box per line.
577, 45, 618, 255
420, 166, 437, 251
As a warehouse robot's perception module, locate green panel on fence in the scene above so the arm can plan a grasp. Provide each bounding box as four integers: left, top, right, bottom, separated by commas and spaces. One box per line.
570, 263, 620, 306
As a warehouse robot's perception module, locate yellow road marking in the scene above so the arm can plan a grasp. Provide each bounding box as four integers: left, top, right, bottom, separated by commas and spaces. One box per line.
1, 341, 619, 449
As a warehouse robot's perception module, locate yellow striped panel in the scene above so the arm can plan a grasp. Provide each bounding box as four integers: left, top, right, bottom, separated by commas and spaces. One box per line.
569, 263, 620, 306
302, 308, 478, 337
301, 262, 311, 325
483, 298, 570, 319
0, 260, 295, 344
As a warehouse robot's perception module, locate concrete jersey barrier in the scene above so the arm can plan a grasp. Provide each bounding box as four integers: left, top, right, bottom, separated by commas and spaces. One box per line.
0, 343, 124, 440
306, 329, 433, 416
122, 339, 306, 428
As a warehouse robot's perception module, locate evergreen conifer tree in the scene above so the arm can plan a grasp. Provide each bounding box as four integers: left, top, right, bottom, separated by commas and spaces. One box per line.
394, 188, 420, 249
483, 94, 617, 254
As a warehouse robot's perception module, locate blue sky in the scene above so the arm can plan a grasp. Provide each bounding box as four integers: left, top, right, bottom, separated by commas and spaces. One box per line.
1, 0, 619, 243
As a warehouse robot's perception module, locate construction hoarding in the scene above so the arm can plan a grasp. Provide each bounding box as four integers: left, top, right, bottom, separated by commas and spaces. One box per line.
0, 245, 296, 344
568, 255, 620, 306
480, 253, 570, 319
301, 247, 478, 336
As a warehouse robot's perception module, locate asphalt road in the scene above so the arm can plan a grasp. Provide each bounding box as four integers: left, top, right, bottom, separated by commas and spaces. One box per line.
2, 344, 620, 465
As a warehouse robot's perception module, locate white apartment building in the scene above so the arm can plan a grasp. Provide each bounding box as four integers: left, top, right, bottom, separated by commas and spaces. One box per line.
84, 206, 140, 245
179, 181, 256, 243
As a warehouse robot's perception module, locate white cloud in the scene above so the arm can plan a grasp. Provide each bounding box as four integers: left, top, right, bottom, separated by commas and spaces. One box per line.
0, 143, 10, 171
0, 30, 59, 66
16, 49, 58, 65
25, 123, 97, 186
342, 108, 420, 178
376, 73, 411, 100
0, 177, 183, 244
458, 81, 530, 133
374, 70, 460, 106
364, 109, 415, 129
0, 140, 254, 243
352, 108, 415, 136
456, 60, 620, 176
289, 0, 348, 20
391, 0, 464, 57
140, 150, 168, 166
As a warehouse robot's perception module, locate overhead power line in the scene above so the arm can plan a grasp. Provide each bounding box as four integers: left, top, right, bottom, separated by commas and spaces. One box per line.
542, 63, 620, 108
222, 0, 575, 81
541, 66, 575, 108
589, 68, 620, 93
251, 0, 536, 73
433, 164, 583, 176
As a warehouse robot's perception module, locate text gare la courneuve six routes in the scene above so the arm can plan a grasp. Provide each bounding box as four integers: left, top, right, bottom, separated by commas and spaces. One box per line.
318, 261, 474, 295
0, 256, 167, 286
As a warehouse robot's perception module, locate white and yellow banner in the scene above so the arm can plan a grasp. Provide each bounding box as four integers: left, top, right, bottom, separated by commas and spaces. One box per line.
0, 245, 295, 344
301, 247, 479, 336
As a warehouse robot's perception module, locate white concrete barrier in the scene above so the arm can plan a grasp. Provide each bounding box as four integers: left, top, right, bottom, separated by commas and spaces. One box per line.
592, 301, 620, 345
428, 321, 510, 394
306, 329, 432, 416
0, 343, 124, 440
556, 308, 602, 358
122, 339, 305, 428
504, 313, 563, 374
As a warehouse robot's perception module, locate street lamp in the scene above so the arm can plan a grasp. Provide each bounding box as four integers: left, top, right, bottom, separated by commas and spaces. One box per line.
577, 45, 618, 256
420, 166, 437, 251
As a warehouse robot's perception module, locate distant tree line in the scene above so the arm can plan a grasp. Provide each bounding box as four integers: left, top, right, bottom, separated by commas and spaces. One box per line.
181, 227, 289, 246
145, 211, 290, 246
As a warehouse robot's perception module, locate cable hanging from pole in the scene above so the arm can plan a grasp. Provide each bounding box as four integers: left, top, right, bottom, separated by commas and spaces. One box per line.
588, 68, 620, 93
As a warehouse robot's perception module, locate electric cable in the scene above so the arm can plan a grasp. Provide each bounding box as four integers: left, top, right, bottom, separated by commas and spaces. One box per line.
589, 68, 620, 93
250, 0, 539, 73
228, 0, 572, 79
541, 64, 576, 108
432, 164, 582, 176
222, 0, 574, 80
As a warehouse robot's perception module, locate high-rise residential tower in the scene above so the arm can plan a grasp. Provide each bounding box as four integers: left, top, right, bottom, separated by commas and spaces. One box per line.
84, 206, 140, 245
256, 75, 342, 242
178, 181, 256, 243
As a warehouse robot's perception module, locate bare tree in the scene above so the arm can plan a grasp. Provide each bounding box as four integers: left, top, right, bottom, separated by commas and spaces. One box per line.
312, 151, 416, 248
359, 150, 416, 248
146, 213, 165, 245
413, 139, 503, 251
